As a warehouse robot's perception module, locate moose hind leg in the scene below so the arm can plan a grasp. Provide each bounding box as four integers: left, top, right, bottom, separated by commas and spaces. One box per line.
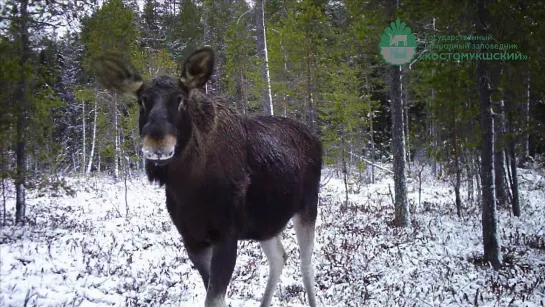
293, 213, 317, 307
259, 235, 288, 307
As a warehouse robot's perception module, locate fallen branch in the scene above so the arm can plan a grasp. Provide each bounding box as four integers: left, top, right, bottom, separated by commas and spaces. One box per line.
348, 152, 394, 174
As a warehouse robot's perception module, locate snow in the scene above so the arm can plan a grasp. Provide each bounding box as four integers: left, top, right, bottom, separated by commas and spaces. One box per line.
1, 167, 544, 306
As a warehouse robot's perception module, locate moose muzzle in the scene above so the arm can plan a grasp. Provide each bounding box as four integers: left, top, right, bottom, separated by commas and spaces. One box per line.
142, 134, 177, 161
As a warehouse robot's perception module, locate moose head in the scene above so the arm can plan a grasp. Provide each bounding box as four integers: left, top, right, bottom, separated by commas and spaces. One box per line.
91, 47, 217, 166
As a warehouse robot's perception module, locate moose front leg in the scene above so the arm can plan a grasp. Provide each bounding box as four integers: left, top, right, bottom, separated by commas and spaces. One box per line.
186, 245, 212, 289
205, 233, 238, 307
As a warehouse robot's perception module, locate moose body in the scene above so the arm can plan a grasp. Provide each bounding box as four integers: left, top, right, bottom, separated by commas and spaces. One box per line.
93, 48, 322, 307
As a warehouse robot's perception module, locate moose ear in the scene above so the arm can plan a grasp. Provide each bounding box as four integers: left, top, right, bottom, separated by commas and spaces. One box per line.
180, 47, 215, 90
91, 53, 144, 98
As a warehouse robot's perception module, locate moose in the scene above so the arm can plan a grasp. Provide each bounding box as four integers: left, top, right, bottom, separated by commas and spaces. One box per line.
92, 47, 323, 307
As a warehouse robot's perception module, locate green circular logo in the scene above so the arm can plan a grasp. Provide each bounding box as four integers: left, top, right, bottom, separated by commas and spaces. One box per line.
379, 18, 417, 65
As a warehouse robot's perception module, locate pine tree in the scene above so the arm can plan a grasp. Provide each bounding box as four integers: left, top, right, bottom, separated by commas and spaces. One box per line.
476, 0, 502, 270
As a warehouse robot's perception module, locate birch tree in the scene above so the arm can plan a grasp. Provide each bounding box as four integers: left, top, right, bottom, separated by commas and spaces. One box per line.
255, 0, 274, 115
87, 95, 98, 175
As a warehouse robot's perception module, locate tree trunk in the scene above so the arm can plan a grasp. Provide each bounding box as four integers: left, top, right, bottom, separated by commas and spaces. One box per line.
238, 71, 248, 115
505, 147, 513, 195
476, 0, 502, 270
453, 114, 462, 218
369, 111, 375, 183
71, 153, 77, 173
86, 97, 98, 174
430, 87, 437, 178
389, 0, 409, 222
466, 149, 474, 204
430, 18, 437, 178
403, 71, 410, 165
494, 99, 508, 207
466, 86, 476, 204
508, 144, 521, 217
475, 154, 481, 203
2, 148, 7, 225
114, 94, 119, 180
505, 87, 521, 217
82, 99, 86, 176
523, 76, 530, 157
15, 0, 30, 225
340, 130, 349, 208
390, 64, 410, 227
255, 0, 274, 116
306, 51, 316, 132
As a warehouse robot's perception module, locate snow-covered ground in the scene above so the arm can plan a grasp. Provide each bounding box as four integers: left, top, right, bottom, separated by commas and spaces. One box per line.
1, 166, 544, 306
